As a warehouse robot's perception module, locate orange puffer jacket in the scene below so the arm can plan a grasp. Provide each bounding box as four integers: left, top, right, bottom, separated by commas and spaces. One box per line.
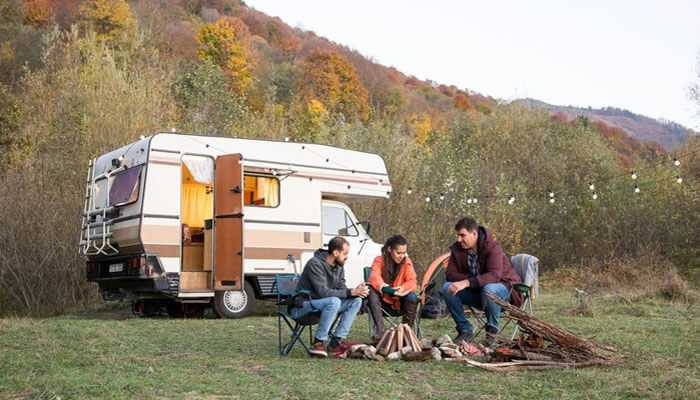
368, 255, 417, 310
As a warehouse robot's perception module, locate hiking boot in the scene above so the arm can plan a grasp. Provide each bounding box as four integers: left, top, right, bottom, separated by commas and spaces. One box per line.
454, 330, 474, 344
308, 340, 328, 358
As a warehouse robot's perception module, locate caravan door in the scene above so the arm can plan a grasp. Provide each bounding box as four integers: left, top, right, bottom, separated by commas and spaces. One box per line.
214, 154, 244, 290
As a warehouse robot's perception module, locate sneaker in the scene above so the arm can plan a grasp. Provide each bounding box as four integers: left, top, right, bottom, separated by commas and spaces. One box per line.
308, 340, 328, 358
454, 331, 474, 344
481, 326, 499, 347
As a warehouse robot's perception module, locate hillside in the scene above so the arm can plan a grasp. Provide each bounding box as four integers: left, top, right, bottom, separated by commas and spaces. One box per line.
516, 98, 695, 151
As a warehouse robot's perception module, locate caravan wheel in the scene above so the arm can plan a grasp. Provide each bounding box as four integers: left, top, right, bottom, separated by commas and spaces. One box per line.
213, 281, 255, 318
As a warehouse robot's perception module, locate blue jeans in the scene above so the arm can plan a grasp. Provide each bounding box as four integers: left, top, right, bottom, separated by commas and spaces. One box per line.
290, 296, 363, 342
440, 281, 510, 335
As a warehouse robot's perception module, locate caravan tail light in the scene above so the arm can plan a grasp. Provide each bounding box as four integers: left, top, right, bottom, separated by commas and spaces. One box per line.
86, 262, 98, 277
126, 257, 145, 275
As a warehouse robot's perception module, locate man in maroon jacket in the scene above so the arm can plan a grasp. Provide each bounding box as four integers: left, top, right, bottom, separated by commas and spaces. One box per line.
440, 217, 522, 344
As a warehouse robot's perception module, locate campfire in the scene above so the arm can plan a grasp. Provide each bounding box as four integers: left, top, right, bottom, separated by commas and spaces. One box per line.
343, 293, 619, 371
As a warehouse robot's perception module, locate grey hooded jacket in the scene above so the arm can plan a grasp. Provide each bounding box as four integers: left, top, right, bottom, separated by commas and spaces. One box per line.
296, 249, 352, 299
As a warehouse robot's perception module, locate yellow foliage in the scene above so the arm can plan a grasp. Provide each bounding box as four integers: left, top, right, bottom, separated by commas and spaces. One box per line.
79, 0, 136, 44
410, 113, 433, 145
197, 17, 253, 96
305, 99, 328, 129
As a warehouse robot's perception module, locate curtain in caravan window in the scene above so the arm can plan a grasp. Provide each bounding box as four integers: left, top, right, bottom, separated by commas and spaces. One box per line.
256, 177, 279, 207
181, 183, 212, 228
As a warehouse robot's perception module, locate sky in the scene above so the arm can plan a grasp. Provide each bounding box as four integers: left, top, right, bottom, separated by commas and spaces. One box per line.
245, 0, 700, 130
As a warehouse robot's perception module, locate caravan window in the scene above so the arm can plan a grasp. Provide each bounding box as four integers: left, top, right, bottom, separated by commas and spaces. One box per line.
323, 206, 359, 237
109, 165, 142, 207
244, 175, 279, 207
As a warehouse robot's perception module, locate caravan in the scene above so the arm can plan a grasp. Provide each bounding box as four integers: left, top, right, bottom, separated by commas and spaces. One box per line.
80, 133, 392, 318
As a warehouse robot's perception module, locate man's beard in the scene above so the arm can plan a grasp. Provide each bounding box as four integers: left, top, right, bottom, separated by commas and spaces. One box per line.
334, 257, 346, 267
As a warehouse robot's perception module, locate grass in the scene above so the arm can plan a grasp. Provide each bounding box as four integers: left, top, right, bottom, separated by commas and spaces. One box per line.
1, 290, 698, 400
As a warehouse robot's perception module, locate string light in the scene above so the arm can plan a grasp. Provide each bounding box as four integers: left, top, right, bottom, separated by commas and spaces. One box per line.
439, 193, 445, 201
508, 195, 516, 205
631, 171, 638, 180
588, 183, 595, 191
592, 192, 598, 200
549, 198, 555, 204
549, 191, 555, 198
425, 196, 432, 203
634, 185, 640, 194
674, 158, 680, 167
676, 176, 683, 184
407, 188, 413, 195
284, 137, 290, 142
467, 198, 472, 204
472, 198, 478, 204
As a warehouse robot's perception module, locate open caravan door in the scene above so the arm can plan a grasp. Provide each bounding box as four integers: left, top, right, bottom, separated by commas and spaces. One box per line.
214, 154, 244, 291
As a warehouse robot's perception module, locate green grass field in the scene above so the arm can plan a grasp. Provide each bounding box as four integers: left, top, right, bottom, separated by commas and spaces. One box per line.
1, 290, 698, 400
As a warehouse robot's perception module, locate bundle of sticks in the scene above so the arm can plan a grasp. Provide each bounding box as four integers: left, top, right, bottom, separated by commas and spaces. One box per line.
467, 293, 619, 371
377, 323, 422, 354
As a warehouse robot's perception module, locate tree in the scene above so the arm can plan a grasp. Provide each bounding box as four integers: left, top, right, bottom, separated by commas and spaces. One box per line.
298, 50, 369, 121
78, 0, 136, 44
197, 16, 253, 96
23, 0, 54, 26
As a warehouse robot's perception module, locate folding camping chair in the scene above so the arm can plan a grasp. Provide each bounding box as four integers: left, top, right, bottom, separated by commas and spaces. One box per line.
468, 254, 539, 341
363, 267, 402, 339
415, 252, 451, 338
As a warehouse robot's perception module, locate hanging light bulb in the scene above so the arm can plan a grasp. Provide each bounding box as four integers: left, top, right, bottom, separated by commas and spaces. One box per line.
472, 198, 478, 204
284, 137, 290, 142
407, 188, 413, 195
549, 198, 555, 204
676, 176, 683, 184
549, 191, 555, 198
634, 185, 640, 193
631, 171, 638, 180
508, 195, 515, 205
467, 198, 472, 204
673, 158, 680, 166
589, 183, 595, 191
592, 192, 598, 200
425, 196, 431, 203
385, 191, 391, 198
439, 193, 445, 201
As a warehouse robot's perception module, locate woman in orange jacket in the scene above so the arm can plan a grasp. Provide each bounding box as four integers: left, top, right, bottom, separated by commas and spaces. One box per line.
367, 235, 418, 342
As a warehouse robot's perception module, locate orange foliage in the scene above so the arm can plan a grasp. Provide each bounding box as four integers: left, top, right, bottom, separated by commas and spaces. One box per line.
454, 92, 474, 111
299, 50, 369, 121
23, 0, 54, 26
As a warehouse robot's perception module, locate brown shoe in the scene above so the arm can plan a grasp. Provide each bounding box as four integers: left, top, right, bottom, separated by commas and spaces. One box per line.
328, 338, 352, 357
308, 340, 328, 358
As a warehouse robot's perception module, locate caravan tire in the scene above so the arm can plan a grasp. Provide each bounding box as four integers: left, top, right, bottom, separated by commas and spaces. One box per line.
213, 281, 255, 318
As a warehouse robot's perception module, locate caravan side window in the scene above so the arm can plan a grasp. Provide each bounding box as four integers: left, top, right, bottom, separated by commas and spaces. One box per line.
244, 175, 280, 207
323, 206, 359, 237
109, 165, 142, 207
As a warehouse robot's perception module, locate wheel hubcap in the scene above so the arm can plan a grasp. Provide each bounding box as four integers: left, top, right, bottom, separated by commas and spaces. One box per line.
223, 290, 247, 313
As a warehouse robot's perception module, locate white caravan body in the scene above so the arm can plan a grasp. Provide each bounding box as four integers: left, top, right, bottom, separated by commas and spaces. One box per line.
80, 133, 391, 317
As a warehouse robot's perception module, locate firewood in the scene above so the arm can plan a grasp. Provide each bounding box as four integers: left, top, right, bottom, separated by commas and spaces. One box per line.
397, 324, 404, 351
402, 349, 432, 362
377, 330, 393, 356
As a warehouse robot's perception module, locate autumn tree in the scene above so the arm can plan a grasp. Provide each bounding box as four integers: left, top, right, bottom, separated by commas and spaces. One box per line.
454, 92, 474, 111
298, 50, 369, 121
23, 0, 54, 26
79, 0, 136, 44
409, 112, 433, 145
197, 16, 253, 96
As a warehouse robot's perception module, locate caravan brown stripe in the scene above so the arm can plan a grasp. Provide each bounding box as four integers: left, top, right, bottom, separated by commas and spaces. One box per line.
144, 244, 180, 257
245, 248, 312, 260
140, 245, 312, 260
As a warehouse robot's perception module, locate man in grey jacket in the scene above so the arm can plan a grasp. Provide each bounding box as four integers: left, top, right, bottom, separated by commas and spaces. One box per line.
292, 236, 369, 357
